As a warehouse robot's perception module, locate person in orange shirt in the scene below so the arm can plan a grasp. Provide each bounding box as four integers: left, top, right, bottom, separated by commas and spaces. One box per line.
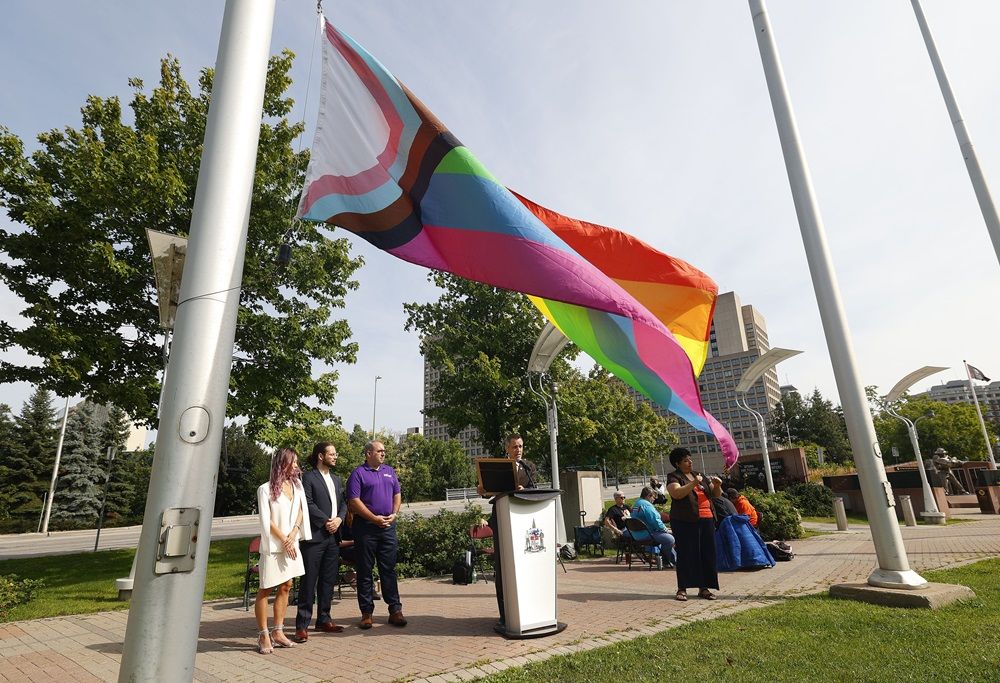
727, 488, 759, 528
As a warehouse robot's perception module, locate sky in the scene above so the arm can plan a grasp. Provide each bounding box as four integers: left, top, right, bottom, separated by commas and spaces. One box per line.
1, 1, 999, 437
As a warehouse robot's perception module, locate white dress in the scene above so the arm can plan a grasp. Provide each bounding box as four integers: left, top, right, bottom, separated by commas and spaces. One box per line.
256, 482, 311, 589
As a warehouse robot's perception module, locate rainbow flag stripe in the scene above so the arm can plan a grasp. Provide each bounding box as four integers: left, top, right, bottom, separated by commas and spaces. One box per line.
297, 21, 738, 467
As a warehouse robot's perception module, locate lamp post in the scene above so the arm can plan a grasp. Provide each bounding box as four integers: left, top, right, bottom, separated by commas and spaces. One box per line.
883, 366, 949, 524
371, 375, 382, 440
734, 348, 802, 493
40, 395, 71, 535
528, 322, 571, 545
94, 446, 118, 552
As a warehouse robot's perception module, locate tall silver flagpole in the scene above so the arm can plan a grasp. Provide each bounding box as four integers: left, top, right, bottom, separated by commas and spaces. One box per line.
911, 0, 1000, 268
118, 1, 276, 680
964, 361, 997, 470
748, 0, 926, 589
40, 395, 70, 535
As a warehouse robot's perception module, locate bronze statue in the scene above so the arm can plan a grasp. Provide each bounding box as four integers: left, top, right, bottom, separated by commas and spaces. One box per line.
932, 448, 968, 495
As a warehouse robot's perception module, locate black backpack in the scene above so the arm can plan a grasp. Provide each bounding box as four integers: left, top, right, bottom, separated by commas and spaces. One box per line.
451, 557, 475, 584
766, 541, 794, 561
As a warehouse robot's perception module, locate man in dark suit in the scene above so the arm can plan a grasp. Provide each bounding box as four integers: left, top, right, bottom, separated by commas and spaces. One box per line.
294, 441, 348, 642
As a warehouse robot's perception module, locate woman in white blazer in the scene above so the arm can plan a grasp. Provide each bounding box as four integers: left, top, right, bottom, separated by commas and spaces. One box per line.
254, 447, 311, 654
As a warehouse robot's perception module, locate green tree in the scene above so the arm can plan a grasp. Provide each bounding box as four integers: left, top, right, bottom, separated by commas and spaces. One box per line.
525, 367, 676, 480
873, 394, 996, 463
114, 446, 154, 523
0, 403, 24, 528
51, 403, 104, 528
214, 424, 271, 517
9, 387, 59, 526
394, 434, 475, 501
0, 51, 362, 441
404, 273, 577, 452
768, 389, 851, 463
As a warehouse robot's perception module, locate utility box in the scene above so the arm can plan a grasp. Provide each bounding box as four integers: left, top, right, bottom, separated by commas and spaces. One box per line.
560, 470, 603, 543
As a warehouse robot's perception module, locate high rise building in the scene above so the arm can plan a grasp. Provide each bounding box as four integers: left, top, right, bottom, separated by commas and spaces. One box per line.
629, 291, 781, 472
422, 356, 487, 458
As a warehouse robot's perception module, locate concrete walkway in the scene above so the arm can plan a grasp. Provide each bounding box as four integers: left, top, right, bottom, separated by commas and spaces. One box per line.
1, 513, 998, 682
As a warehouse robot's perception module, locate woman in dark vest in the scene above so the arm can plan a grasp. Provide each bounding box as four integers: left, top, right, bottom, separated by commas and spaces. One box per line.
666, 447, 722, 601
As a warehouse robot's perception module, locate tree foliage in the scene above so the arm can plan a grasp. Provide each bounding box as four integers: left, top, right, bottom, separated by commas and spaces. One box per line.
872, 394, 997, 463
0, 51, 362, 441
394, 433, 475, 502
404, 273, 577, 452
51, 403, 104, 528
524, 367, 677, 479
767, 389, 852, 463
214, 425, 271, 517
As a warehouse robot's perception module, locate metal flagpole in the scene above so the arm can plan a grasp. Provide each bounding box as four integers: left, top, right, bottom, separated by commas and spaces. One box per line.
118, 1, 276, 680
40, 395, 70, 535
911, 0, 1000, 269
749, 0, 926, 589
964, 360, 997, 470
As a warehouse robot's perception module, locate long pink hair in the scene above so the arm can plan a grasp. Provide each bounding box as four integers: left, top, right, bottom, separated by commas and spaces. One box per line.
268, 447, 302, 501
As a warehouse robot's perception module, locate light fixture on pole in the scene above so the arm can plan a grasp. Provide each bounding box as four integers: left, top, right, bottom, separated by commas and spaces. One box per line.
528, 322, 571, 546
883, 366, 949, 524
734, 348, 802, 493
371, 375, 382, 440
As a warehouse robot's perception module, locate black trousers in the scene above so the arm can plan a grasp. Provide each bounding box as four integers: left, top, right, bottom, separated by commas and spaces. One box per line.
488, 508, 505, 622
296, 533, 340, 630
353, 519, 401, 615
672, 517, 719, 591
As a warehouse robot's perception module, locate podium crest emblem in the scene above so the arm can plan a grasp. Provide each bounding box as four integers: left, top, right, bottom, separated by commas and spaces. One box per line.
524, 518, 545, 553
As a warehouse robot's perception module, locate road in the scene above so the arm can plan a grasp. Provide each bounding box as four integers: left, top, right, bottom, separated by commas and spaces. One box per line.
0, 484, 643, 559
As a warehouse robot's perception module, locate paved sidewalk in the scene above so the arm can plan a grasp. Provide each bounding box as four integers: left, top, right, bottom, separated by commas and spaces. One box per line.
2, 514, 998, 682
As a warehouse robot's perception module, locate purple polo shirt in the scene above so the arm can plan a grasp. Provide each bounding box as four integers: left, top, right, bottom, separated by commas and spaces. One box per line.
346, 463, 401, 516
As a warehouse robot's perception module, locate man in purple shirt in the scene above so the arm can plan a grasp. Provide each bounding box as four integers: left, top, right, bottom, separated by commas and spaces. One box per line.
346, 440, 406, 629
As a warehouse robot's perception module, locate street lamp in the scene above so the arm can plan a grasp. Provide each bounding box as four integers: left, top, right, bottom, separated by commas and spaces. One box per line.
883, 366, 949, 523
528, 322, 571, 545
371, 375, 382, 440
94, 446, 118, 552
734, 348, 802, 493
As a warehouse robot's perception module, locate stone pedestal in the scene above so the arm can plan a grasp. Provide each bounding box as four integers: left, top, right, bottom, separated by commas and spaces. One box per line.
829, 582, 974, 609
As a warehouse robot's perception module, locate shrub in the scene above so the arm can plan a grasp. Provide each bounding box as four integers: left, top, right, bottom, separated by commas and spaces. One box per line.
0, 574, 44, 618
783, 482, 836, 517
743, 489, 802, 541
395, 505, 484, 578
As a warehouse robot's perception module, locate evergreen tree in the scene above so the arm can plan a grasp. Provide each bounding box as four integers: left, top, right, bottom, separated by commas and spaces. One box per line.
12, 387, 58, 525
51, 403, 104, 528
0, 403, 26, 529
99, 405, 134, 523
214, 425, 271, 517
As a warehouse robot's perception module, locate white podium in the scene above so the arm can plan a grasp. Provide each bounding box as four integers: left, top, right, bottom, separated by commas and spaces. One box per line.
494, 489, 566, 638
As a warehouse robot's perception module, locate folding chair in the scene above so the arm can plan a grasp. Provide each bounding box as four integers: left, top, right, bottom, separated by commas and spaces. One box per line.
336, 538, 357, 599
623, 518, 662, 571
242, 537, 261, 610
573, 525, 605, 557
469, 524, 495, 582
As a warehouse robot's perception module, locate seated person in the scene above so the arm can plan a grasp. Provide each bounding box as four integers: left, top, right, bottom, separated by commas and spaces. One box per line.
603, 491, 631, 537
628, 486, 676, 566
727, 488, 759, 528
649, 477, 668, 505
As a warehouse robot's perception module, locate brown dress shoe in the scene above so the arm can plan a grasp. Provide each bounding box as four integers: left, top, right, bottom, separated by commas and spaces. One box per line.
292, 629, 309, 643
388, 610, 407, 627
359, 613, 373, 630
317, 621, 345, 633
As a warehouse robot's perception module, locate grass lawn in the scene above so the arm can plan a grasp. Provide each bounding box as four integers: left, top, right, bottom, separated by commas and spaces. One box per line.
482, 557, 1000, 682
0, 537, 252, 623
